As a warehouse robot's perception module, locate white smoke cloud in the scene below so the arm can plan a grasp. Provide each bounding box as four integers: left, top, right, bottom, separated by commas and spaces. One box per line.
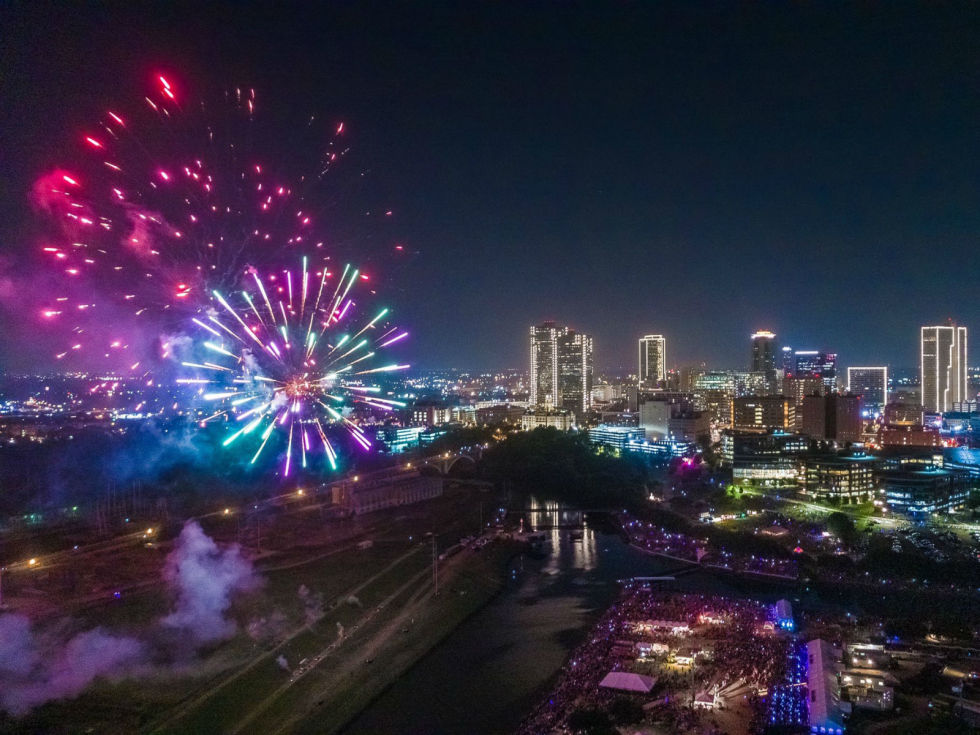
161, 521, 261, 642
0, 521, 259, 716
0, 615, 144, 716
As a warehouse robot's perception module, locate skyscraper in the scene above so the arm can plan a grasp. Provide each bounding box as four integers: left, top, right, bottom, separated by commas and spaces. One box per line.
750, 330, 778, 389
638, 334, 666, 386
780, 346, 795, 375
801, 393, 863, 444
529, 321, 559, 408
793, 350, 838, 391
557, 328, 594, 415
529, 322, 593, 415
847, 367, 888, 412
921, 322, 968, 413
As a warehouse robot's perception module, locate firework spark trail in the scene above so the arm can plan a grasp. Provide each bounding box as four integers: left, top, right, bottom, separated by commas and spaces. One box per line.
180, 259, 408, 474
31, 73, 403, 374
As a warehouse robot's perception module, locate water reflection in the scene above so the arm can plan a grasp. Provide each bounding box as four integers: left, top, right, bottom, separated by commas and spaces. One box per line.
542, 527, 597, 573
525, 498, 584, 531
346, 523, 793, 735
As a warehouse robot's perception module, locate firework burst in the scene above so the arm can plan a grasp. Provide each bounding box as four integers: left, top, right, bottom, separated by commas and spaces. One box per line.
32, 73, 398, 371
179, 257, 409, 474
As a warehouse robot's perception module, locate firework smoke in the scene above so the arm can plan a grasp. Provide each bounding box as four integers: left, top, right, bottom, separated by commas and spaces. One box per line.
0, 614, 145, 716
0, 521, 257, 715
161, 521, 260, 642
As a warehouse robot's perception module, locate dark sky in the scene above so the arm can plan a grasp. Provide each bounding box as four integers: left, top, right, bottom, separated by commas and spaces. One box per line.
2, 2, 979, 373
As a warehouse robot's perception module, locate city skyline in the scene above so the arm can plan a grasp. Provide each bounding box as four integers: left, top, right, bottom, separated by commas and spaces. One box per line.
2, 6, 980, 733
2, 4, 980, 372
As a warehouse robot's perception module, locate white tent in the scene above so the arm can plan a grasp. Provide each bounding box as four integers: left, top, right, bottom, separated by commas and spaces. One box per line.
598, 671, 656, 693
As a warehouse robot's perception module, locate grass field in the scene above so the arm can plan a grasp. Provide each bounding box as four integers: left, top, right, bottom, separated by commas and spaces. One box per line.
0, 488, 509, 735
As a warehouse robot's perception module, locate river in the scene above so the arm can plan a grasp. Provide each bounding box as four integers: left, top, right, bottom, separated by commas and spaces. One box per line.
344, 508, 797, 735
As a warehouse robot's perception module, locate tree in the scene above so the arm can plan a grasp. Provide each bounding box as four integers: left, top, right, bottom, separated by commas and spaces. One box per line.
826, 511, 857, 545
481, 428, 648, 507
608, 696, 644, 725
567, 707, 616, 735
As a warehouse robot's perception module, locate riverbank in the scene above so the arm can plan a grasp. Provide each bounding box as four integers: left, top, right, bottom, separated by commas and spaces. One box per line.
347, 528, 673, 733
278, 541, 520, 735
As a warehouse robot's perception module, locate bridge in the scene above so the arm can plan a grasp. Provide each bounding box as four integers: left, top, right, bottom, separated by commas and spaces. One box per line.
309, 447, 485, 504
417, 446, 483, 475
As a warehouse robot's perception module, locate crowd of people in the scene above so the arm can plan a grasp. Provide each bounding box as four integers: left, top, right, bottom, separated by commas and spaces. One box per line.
517, 589, 792, 735
764, 640, 809, 730
706, 549, 798, 578
621, 514, 799, 579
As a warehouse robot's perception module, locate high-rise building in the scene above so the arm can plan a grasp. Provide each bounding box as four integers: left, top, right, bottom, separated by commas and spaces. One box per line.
529, 322, 559, 408
801, 393, 863, 444
847, 367, 888, 412
783, 375, 825, 431
732, 395, 796, 431
792, 351, 838, 391
638, 335, 666, 386
750, 331, 778, 389
921, 322, 968, 413
751, 331, 778, 374
529, 321, 593, 416
557, 328, 594, 415
780, 346, 795, 376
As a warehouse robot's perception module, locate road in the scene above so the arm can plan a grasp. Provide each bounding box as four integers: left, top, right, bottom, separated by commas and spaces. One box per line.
735, 487, 903, 529
148, 542, 427, 734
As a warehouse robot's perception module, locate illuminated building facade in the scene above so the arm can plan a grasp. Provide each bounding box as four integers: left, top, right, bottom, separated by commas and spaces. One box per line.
780, 346, 795, 375
529, 322, 593, 416
521, 409, 574, 431
791, 350, 838, 391
880, 466, 970, 518
750, 330, 778, 389
921, 322, 968, 413
639, 394, 692, 438
529, 321, 559, 408
879, 424, 941, 447
556, 329, 594, 415
375, 426, 424, 453
732, 395, 796, 431
638, 334, 667, 386
803, 452, 878, 504
624, 436, 696, 459
847, 366, 888, 413
588, 424, 645, 450
883, 401, 922, 426
723, 430, 809, 486
410, 403, 454, 426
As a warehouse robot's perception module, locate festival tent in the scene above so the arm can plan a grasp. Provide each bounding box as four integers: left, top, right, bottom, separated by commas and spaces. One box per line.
598, 671, 656, 693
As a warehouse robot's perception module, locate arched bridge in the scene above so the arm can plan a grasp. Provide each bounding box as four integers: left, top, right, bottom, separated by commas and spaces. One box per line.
419, 447, 483, 475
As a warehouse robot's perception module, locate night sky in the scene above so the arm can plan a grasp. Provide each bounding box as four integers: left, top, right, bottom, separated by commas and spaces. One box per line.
2, 2, 978, 373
